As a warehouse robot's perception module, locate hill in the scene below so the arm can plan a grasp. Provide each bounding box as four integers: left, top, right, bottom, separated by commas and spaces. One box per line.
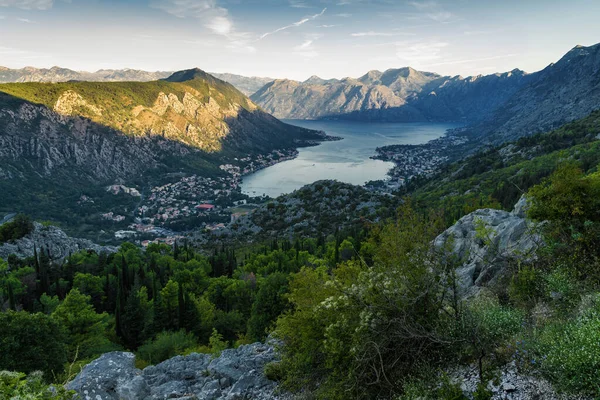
0, 69, 326, 236
0, 66, 273, 96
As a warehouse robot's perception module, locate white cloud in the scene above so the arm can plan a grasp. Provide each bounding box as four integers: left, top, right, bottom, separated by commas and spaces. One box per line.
152, 0, 257, 53
151, 0, 233, 36
0, 0, 53, 10
351, 31, 415, 37
395, 41, 449, 65
289, 0, 310, 8
334, 13, 352, 17
318, 24, 338, 28
423, 53, 519, 67
17, 17, 34, 23
407, 0, 455, 23
294, 39, 318, 58
259, 8, 326, 40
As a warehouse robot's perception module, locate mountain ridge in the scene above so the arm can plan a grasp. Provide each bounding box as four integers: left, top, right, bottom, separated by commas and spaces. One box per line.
0, 66, 274, 96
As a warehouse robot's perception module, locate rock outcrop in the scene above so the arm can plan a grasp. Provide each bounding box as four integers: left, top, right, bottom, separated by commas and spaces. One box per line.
0, 222, 117, 261
451, 362, 589, 400
434, 196, 542, 297
68, 343, 284, 400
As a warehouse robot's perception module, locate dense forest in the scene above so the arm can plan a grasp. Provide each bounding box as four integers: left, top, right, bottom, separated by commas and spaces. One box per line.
3, 112, 600, 399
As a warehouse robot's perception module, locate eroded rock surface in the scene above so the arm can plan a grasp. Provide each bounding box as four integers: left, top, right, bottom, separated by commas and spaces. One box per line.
68, 343, 284, 400
0, 222, 116, 261
434, 196, 542, 297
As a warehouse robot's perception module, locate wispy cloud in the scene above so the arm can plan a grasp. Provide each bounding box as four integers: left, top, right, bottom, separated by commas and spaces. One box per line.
395, 41, 449, 65
423, 53, 519, 67
318, 24, 338, 28
407, 0, 455, 23
151, 0, 232, 35
294, 39, 319, 58
0, 0, 53, 10
351, 31, 415, 37
259, 8, 326, 40
334, 13, 352, 17
17, 17, 34, 23
289, 0, 311, 8
152, 0, 256, 53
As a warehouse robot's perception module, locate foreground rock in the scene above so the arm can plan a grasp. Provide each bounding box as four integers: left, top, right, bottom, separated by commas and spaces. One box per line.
0, 222, 117, 261
451, 362, 590, 400
434, 196, 542, 298
68, 343, 284, 400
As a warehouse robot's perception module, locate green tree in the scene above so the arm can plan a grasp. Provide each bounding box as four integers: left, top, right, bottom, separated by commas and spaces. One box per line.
247, 273, 289, 341
52, 289, 115, 359
0, 311, 67, 376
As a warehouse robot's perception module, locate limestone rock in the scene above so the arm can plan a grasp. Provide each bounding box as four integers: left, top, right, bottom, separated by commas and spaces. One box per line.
434, 196, 542, 297
68, 343, 286, 400
0, 222, 117, 261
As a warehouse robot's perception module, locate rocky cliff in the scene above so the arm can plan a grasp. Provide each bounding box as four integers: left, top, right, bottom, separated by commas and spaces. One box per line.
67, 343, 284, 400
0, 222, 116, 261
470, 43, 600, 144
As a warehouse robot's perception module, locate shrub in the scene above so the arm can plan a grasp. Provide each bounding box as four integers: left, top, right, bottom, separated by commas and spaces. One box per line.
457, 296, 524, 383
0, 214, 33, 243
136, 330, 198, 365
0, 311, 68, 377
535, 311, 600, 394
0, 371, 74, 399
508, 264, 539, 308
264, 362, 286, 382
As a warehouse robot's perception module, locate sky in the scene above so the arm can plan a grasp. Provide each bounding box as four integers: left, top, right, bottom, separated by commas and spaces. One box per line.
0, 0, 599, 81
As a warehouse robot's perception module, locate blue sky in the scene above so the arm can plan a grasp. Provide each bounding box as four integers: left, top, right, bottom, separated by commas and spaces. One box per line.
0, 0, 599, 80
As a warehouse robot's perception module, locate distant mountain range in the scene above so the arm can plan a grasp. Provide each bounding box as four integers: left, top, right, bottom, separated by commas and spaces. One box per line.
250, 67, 530, 121
0, 66, 273, 96
250, 43, 600, 144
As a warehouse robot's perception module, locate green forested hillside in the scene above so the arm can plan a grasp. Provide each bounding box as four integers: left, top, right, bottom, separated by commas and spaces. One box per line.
3, 111, 600, 399
407, 109, 600, 223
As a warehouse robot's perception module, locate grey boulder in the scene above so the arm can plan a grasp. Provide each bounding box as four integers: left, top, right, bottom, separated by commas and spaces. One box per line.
434, 196, 542, 297
68, 344, 284, 400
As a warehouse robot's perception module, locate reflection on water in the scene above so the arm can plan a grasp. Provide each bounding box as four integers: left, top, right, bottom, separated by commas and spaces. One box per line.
241, 120, 459, 198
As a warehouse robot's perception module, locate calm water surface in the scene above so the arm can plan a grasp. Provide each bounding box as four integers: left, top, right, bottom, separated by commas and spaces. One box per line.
241, 120, 459, 198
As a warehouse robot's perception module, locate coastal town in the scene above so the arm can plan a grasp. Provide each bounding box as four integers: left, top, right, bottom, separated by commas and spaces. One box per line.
373, 133, 470, 189
103, 149, 300, 246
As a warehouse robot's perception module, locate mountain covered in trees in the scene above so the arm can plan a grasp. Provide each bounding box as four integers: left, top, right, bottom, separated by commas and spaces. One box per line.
0, 69, 327, 233
0, 66, 272, 96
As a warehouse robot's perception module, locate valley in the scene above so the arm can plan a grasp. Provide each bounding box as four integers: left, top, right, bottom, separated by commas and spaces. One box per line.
1, 2, 600, 395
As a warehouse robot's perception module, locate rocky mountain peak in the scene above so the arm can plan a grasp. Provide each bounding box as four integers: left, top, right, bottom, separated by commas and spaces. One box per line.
358, 70, 383, 84
304, 75, 325, 84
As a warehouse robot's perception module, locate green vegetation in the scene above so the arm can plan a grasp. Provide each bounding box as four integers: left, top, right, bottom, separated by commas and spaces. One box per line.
407, 109, 600, 223
0, 371, 74, 400
3, 110, 600, 398
0, 214, 33, 243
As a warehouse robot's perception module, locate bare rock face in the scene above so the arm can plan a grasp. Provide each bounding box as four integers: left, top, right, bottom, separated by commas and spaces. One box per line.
0, 222, 117, 261
68, 343, 284, 400
434, 196, 541, 297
